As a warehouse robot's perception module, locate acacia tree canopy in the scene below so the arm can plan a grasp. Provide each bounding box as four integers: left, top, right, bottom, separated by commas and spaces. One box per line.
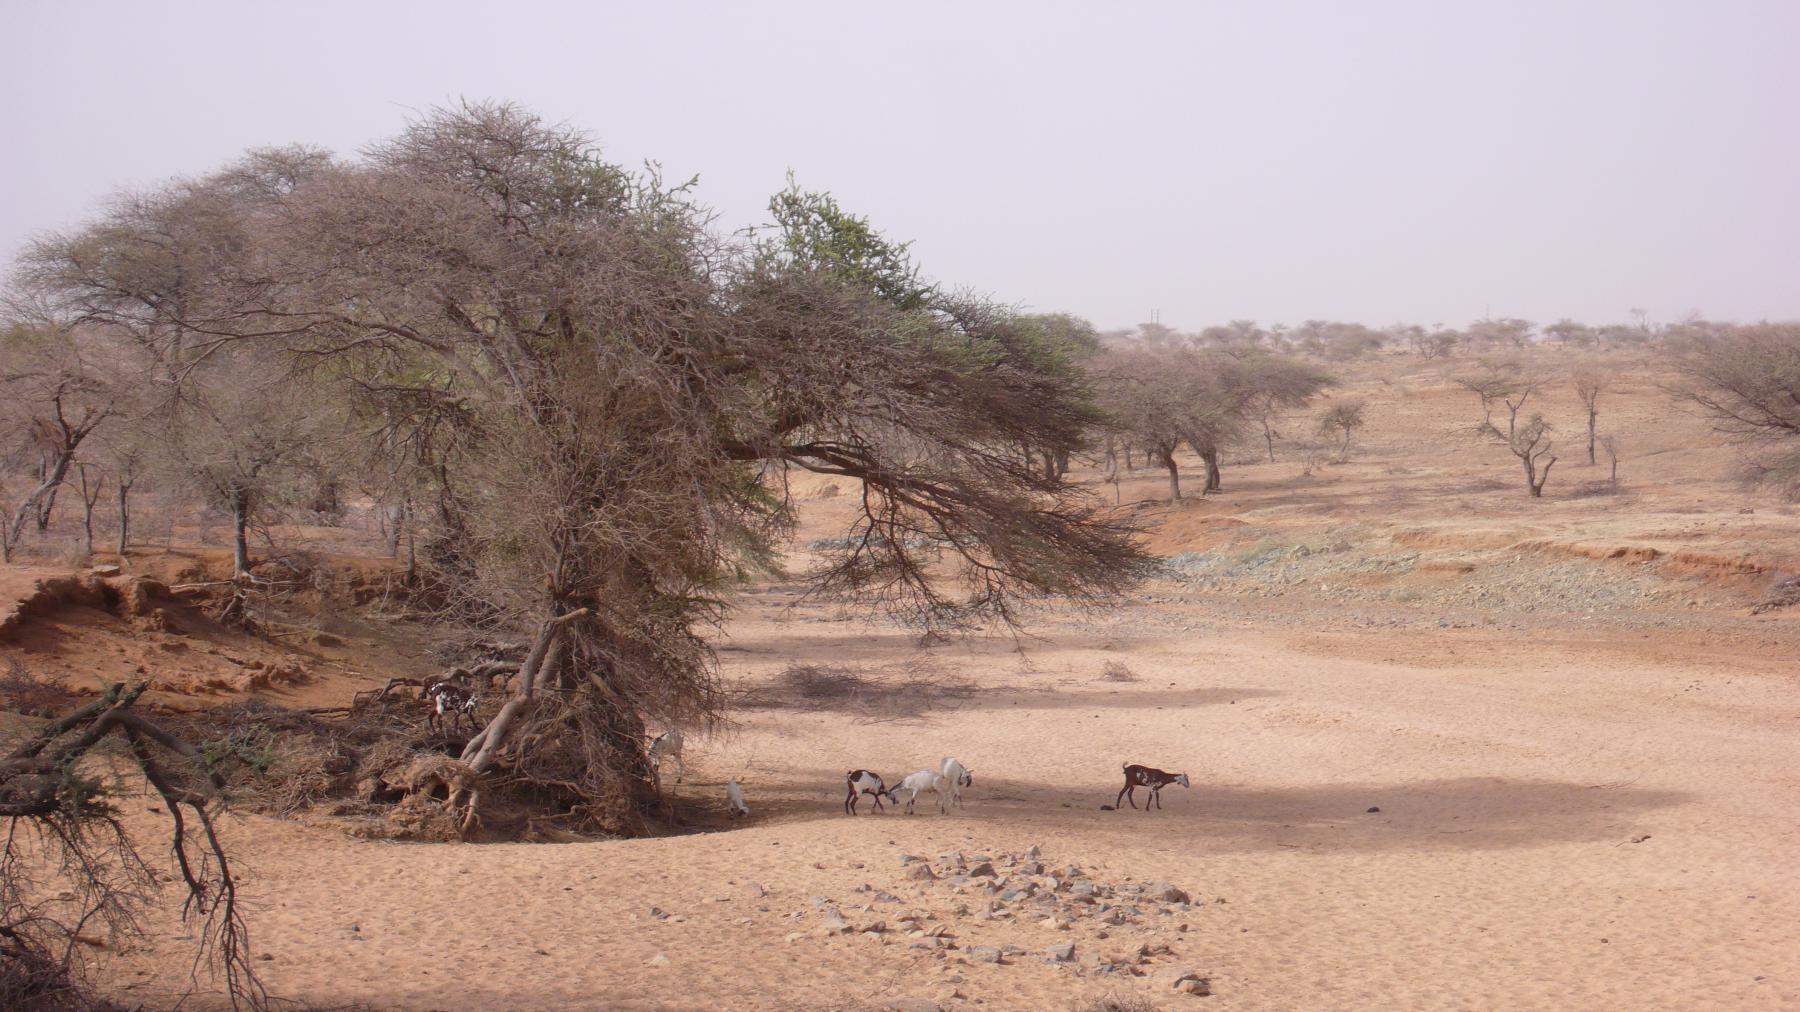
12, 102, 1152, 831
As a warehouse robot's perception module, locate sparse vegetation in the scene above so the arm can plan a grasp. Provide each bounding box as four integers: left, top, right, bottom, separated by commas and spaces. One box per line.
1099, 661, 1139, 682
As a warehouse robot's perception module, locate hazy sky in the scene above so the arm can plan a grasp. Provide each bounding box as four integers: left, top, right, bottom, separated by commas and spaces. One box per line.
2, 1, 1795, 331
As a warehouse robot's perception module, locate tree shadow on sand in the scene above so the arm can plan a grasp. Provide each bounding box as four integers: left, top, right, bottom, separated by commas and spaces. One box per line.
749, 767, 1687, 854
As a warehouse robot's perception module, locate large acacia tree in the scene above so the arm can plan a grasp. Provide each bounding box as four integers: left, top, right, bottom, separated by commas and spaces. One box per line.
19, 103, 1149, 832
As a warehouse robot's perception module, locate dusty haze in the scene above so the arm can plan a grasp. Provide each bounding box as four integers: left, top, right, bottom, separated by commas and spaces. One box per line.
2, 1, 1797, 328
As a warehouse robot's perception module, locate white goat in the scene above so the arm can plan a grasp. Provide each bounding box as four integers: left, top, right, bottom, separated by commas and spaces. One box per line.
939, 757, 974, 808
725, 779, 750, 818
891, 770, 950, 815
647, 729, 685, 785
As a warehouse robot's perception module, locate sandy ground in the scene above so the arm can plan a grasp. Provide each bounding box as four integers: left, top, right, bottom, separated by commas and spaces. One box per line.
7, 350, 1800, 1010
80, 579, 1800, 1011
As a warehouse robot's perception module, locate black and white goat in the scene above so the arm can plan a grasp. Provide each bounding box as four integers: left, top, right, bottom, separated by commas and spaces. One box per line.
423, 681, 478, 734
844, 770, 891, 815
1116, 763, 1190, 811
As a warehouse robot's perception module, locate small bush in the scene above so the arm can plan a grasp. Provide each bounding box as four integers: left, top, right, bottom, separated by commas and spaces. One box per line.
1752, 573, 1800, 614
1099, 661, 1139, 682
0, 658, 84, 718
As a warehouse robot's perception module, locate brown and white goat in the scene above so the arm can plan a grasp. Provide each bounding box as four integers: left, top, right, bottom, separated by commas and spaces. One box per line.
844, 770, 890, 815
1117, 763, 1190, 811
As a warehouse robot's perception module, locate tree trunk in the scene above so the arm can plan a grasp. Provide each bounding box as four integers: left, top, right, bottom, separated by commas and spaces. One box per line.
5, 450, 77, 558
77, 469, 103, 557
1263, 421, 1276, 463
1526, 455, 1557, 497
1194, 444, 1222, 493
230, 490, 252, 576
1340, 427, 1352, 457
116, 482, 132, 561
1160, 448, 1180, 503
462, 608, 591, 774
1587, 410, 1597, 465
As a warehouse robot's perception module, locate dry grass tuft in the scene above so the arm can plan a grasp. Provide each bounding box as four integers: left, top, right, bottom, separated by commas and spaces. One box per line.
1099, 660, 1140, 682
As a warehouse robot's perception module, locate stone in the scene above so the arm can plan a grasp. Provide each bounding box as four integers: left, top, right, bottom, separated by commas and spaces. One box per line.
1150, 883, 1191, 904
785, 932, 805, 943
1047, 942, 1076, 962
906, 863, 938, 881
750, 882, 767, 897
647, 953, 670, 967
1025, 844, 1042, 860
968, 861, 996, 878
967, 946, 1003, 964
1018, 861, 1043, 876
821, 910, 851, 935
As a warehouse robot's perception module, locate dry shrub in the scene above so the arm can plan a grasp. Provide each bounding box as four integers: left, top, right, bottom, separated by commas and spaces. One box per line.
739, 662, 975, 720
0, 658, 84, 717
0, 938, 124, 1012
1078, 995, 1161, 1012
1099, 661, 1139, 682
1751, 573, 1800, 614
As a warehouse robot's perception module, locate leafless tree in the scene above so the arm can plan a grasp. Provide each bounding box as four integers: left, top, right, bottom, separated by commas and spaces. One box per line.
0, 327, 116, 562
1571, 365, 1608, 465
1456, 358, 1545, 438
1599, 433, 1621, 487
1481, 412, 1557, 497
1665, 322, 1800, 497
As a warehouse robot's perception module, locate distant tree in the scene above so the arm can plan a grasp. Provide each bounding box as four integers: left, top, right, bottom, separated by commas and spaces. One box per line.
1456, 358, 1545, 438
1407, 326, 1459, 360
0, 325, 117, 561
1545, 319, 1595, 347
1666, 322, 1800, 497
1570, 365, 1609, 465
1467, 317, 1534, 350
1241, 354, 1335, 462
1599, 433, 1621, 487
1481, 412, 1557, 497
1318, 399, 1367, 459
1094, 345, 1202, 501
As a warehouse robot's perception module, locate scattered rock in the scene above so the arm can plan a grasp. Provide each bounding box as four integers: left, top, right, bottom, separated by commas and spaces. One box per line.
750, 881, 767, 897
1367, 806, 1381, 813
1150, 883, 1191, 904
968, 861, 996, 878
647, 953, 670, 968
1047, 942, 1076, 962
1169, 969, 1211, 995
967, 946, 1003, 964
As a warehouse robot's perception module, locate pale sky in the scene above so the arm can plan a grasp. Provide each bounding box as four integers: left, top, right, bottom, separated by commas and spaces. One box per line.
2, 1, 1795, 331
